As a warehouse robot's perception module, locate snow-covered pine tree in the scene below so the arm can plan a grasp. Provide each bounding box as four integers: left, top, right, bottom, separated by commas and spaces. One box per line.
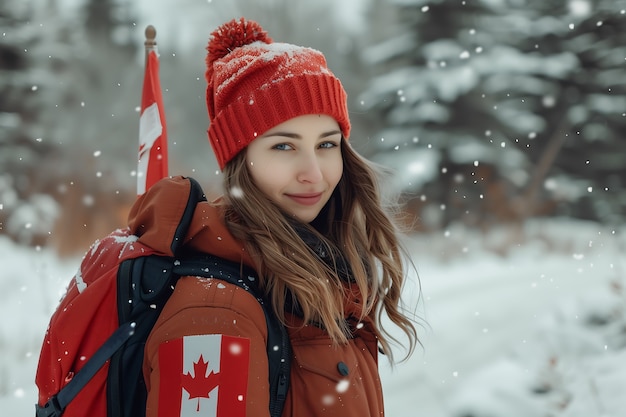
359, 0, 626, 229
0, 0, 71, 246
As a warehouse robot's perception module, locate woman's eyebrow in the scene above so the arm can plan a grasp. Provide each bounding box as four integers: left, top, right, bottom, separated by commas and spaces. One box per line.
262, 131, 300, 139
262, 130, 342, 139
320, 130, 342, 138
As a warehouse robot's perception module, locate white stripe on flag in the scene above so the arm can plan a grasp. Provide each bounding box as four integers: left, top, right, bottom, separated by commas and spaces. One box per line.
181, 335, 221, 415
137, 102, 162, 195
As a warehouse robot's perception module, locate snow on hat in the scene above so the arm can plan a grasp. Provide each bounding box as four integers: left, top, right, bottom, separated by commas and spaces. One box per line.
205, 17, 351, 169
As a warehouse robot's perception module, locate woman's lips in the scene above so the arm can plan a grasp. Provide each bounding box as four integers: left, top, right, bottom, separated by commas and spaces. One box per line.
286, 193, 323, 206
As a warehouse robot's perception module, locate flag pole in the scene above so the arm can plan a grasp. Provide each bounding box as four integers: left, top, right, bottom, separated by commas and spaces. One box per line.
137, 25, 168, 196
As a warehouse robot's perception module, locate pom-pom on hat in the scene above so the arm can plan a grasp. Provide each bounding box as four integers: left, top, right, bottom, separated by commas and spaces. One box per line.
205, 18, 351, 169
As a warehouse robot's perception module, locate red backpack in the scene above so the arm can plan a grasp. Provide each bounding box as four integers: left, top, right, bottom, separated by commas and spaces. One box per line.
35, 177, 290, 417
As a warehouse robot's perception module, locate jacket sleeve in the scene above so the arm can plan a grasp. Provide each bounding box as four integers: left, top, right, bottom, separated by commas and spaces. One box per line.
143, 276, 271, 417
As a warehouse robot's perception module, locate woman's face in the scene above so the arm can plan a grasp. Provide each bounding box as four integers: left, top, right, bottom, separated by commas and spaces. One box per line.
245, 114, 343, 223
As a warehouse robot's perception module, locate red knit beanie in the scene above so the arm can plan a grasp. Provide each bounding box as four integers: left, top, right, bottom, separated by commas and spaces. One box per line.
205, 18, 351, 169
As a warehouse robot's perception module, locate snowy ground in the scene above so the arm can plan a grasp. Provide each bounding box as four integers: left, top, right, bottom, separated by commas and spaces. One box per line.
1, 218, 624, 417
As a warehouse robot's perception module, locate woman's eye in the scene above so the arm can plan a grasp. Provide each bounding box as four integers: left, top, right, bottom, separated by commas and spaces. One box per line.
319, 141, 338, 149
273, 143, 293, 151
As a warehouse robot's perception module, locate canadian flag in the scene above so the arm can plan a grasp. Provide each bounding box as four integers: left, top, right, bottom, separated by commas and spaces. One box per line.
137, 49, 168, 196
158, 334, 250, 417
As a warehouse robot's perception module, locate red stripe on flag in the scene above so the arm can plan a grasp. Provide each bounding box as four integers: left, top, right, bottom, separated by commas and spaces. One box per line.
138, 49, 168, 196
158, 340, 184, 417
217, 335, 250, 416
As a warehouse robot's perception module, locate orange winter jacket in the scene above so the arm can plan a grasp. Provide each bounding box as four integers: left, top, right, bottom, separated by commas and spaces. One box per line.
132, 176, 385, 417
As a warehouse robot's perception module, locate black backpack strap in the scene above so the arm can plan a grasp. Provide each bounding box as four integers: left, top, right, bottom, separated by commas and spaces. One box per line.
170, 177, 206, 254
108, 256, 178, 417
34, 323, 135, 417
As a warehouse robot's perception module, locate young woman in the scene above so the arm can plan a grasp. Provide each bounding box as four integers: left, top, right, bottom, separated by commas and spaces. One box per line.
139, 17, 419, 417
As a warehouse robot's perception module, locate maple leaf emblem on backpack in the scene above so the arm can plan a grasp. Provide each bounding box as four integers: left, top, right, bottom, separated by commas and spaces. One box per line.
182, 355, 221, 411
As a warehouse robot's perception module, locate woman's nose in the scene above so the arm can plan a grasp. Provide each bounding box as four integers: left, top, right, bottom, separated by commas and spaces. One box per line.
297, 152, 323, 183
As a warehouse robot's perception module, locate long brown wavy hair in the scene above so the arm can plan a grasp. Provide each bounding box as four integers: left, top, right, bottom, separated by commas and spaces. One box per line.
221, 139, 418, 361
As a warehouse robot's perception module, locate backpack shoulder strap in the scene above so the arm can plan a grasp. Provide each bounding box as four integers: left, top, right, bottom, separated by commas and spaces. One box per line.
34, 323, 136, 417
